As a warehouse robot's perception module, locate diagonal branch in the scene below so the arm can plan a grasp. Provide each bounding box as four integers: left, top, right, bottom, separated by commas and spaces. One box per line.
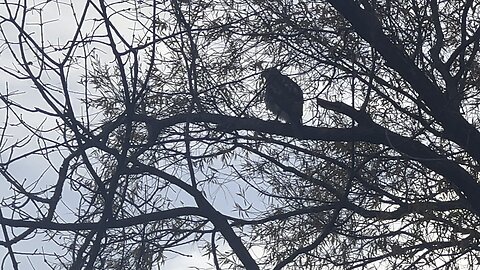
129, 161, 260, 270
325, 0, 480, 163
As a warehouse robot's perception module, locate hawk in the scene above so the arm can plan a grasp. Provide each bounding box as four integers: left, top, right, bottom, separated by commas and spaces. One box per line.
262, 68, 303, 125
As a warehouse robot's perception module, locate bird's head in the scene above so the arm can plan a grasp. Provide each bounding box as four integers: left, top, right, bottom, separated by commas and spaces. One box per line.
261, 67, 281, 80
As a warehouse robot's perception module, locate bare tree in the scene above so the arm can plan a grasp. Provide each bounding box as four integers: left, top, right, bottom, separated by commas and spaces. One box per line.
0, 0, 479, 269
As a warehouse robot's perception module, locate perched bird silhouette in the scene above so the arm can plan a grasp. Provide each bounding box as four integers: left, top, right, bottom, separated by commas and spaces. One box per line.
262, 68, 303, 125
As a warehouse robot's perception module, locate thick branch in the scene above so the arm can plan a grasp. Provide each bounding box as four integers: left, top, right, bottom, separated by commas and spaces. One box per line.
130, 161, 260, 270
0, 207, 205, 232
325, 0, 480, 163
132, 112, 480, 215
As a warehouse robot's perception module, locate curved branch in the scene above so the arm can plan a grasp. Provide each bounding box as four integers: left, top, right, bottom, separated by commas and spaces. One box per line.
132, 112, 480, 215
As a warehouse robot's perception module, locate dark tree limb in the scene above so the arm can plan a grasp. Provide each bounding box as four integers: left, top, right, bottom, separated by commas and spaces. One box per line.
325, 0, 480, 163
130, 161, 260, 270
133, 112, 480, 215
0, 207, 207, 232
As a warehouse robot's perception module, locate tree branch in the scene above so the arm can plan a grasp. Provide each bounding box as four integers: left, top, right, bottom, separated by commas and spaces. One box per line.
130, 161, 260, 270
325, 0, 480, 163
132, 112, 480, 215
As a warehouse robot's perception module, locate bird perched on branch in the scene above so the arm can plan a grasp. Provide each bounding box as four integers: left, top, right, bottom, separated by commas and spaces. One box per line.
261, 68, 303, 125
